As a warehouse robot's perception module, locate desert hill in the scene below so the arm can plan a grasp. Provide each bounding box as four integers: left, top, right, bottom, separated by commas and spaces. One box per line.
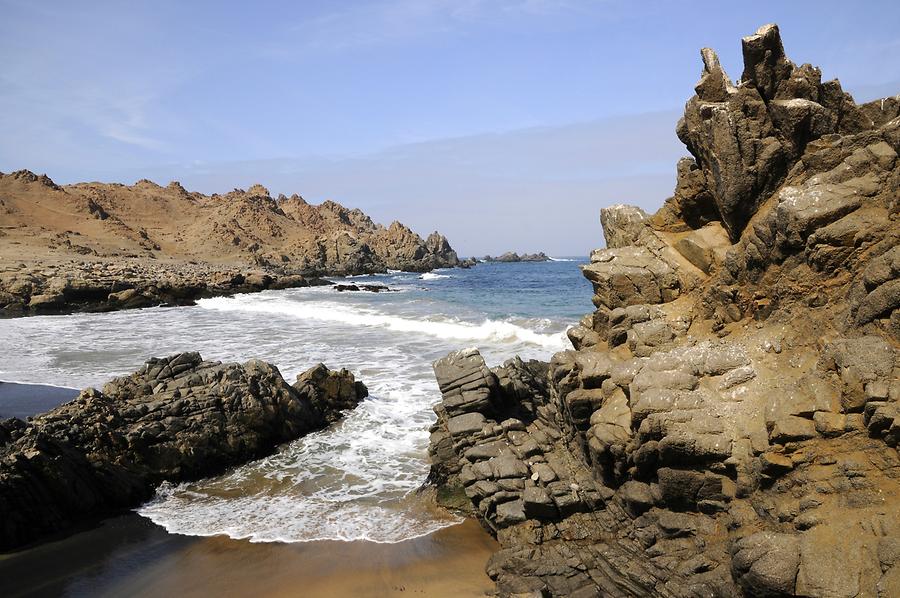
0, 172, 458, 274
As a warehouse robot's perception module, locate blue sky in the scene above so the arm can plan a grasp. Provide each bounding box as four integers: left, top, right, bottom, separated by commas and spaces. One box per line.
1, 0, 898, 255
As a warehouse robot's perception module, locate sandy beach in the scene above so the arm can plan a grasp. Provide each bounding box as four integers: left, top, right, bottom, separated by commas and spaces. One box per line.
0, 382, 79, 420
0, 515, 497, 598
0, 381, 497, 597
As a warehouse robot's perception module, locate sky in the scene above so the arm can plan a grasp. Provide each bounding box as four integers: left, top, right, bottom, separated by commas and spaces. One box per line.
1, 1, 898, 256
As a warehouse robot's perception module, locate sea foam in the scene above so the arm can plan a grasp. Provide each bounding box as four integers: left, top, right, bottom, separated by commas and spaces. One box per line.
197, 294, 569, 350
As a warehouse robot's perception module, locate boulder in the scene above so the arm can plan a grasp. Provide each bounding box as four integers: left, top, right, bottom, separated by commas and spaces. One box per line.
600, 205, 650, 249
732, 532, 801, 596
582, 247, 681, 309
0, 353, 366, 550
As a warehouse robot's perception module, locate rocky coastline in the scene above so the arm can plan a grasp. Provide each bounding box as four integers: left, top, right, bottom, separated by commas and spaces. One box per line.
0, 353, 368, 550
427, 24, 899, 597
0, 172, 461, 317
0, 259, 336, 317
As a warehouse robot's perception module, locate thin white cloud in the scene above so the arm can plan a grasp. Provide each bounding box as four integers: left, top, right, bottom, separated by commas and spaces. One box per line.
88, 109, 684, 255
265, 0, 599, 54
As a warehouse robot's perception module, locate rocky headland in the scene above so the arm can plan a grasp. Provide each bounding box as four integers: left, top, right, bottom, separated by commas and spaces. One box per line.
427, 24, 899, 597
0, 174, 459, 316
0, 353, 368, 550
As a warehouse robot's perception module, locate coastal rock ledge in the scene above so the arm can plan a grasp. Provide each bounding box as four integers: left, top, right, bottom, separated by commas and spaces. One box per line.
0, 353, 367, 551
427, 24, 899, 598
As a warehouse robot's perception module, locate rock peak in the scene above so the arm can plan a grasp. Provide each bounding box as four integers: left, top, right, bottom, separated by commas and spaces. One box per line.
740, 22, 793, 100
7, 169, 60, 190
671, 23, 886, 241
695, 47, 736, 102
247, 183, 270, 197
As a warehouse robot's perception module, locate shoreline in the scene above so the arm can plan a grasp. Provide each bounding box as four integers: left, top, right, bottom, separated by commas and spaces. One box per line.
0, 257, 338, 319
0, 381, 79, 420
0, 379, 497, 598
0, 514, 496, 598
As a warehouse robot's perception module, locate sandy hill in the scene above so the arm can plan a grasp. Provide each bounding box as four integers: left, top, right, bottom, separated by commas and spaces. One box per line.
0, 172, 458, 274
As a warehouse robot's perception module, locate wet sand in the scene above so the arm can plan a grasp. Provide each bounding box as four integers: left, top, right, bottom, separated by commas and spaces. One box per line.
0, 385, 497, 597
0, 381, 79, 419
0, 513, 497, 598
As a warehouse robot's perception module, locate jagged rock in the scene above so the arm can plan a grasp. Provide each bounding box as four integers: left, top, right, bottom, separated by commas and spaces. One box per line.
427, 23, 900, 598
677, 76, 786, 240
740, 24, 795, 102
0, 354, 366, 550
292, 363, 368, 424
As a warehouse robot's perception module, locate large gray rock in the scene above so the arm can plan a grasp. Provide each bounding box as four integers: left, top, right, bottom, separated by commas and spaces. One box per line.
582, 247, 681, 309
600, 204, 650, 249
427, 22, 900, 598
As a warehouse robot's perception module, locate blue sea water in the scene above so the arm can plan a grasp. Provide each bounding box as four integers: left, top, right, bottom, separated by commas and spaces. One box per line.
0, 258, 592, 543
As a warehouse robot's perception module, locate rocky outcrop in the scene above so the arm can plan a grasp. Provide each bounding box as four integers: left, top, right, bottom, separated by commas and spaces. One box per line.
483, 252, 552, 263
0, 260, 331, 316
428, 24, 899, 597
0, 353, 367, 550
657, 23, 895, 243
0, 172, 461, 316
600, 205, 650, 249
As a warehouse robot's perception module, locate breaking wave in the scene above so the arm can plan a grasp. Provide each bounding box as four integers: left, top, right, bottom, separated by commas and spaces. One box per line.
197, 294, 568, 350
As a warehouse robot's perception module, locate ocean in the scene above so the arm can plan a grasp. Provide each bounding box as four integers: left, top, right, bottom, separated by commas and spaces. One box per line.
0, 259, 592, 544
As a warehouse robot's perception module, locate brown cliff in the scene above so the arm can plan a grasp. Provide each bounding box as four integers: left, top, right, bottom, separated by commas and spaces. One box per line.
0, 175, 458, 315
428, 24, 899, 597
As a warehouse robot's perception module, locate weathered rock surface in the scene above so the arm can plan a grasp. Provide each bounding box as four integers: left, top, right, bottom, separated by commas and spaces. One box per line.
0, 259, 333, 317
428, 24, 899, 597
0, 353, 367, 550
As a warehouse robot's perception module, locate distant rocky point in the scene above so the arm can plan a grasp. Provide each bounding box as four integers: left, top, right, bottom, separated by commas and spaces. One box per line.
481, 251, 551, 263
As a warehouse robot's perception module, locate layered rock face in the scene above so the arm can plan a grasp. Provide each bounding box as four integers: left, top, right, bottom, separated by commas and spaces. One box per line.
428, 25, 899, 597
0, 353, 367, 550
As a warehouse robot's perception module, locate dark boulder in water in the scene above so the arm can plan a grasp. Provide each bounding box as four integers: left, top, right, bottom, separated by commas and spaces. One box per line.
0, 353, 367, 551
333, 283, 395, 292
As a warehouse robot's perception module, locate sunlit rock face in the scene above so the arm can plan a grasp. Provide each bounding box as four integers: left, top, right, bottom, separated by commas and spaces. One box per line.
428, 23, 900, 597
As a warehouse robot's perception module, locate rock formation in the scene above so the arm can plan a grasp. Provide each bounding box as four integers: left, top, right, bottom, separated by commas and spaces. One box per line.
0, 173, 460, 315
482, 252, 552, 263
0, 353, 367, 550
0, 173, 459, 273
0, 260, 333, 316
428, 24, 899, 597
